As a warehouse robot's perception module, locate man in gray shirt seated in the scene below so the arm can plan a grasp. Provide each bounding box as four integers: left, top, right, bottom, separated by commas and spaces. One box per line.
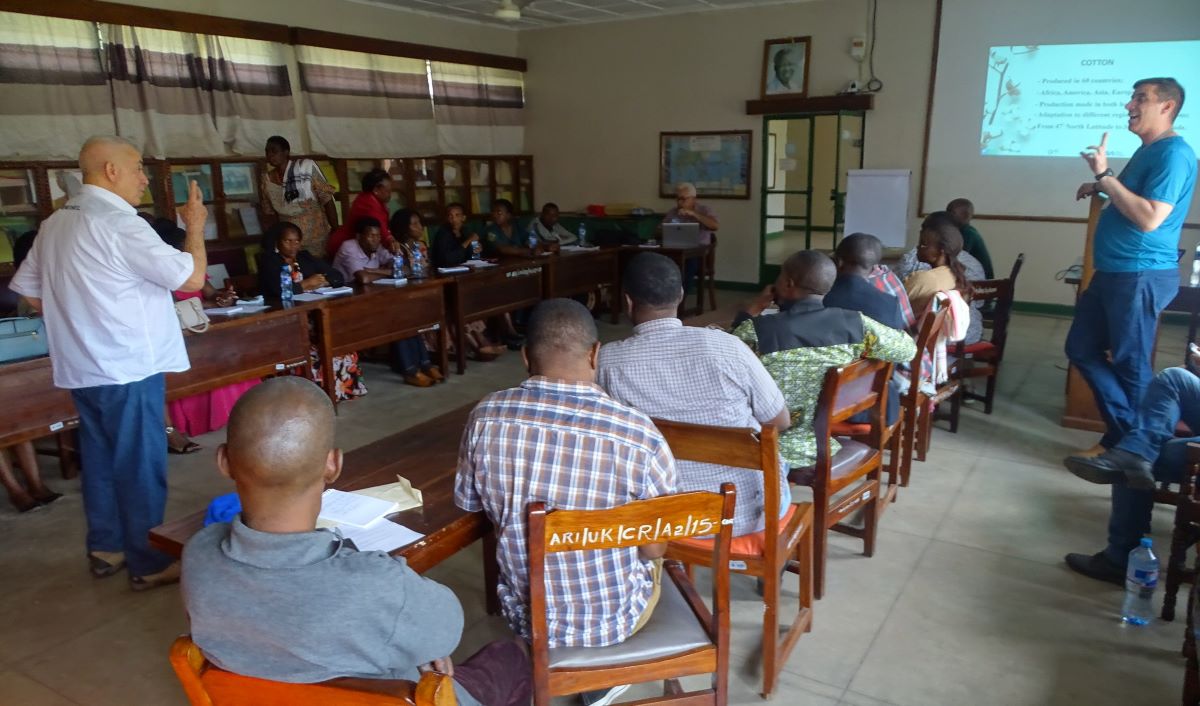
181, 377, 530, 706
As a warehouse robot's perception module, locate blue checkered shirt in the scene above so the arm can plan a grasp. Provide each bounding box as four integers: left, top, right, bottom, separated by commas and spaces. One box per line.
455, 377, 677, 648
598, 318, 790, 537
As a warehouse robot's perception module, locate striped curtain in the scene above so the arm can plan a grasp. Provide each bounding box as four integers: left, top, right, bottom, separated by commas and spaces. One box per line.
296, 45, 437, 158
430, 62, 524, 155
104, 25, 296, 158
0, 12, 116, 159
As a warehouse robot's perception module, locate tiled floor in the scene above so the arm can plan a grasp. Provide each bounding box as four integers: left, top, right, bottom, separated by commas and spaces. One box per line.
0, 301, 1191, 705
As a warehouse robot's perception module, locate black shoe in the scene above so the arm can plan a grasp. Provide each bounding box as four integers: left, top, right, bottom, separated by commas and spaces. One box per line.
1065, 551, 1126, 587
1063, 449, 1155, 490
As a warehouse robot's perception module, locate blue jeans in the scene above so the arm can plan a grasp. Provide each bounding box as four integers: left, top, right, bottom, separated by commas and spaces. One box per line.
1103, 367, 1200, 565
70, 373, 173, 577
1065, 269, 1179, 448
390, 336, 430, 375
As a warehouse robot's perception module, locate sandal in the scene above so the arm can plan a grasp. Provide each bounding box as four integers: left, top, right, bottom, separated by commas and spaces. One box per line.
88, 551, 126, 578
166, 426, 201, 455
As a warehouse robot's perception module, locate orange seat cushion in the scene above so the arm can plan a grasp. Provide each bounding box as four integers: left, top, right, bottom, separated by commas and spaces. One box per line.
674, 504, 799, 556
831, 421, 872, 436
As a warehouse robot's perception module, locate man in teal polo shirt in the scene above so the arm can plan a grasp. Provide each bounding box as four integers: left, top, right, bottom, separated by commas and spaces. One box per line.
1064, 77, 1197, 461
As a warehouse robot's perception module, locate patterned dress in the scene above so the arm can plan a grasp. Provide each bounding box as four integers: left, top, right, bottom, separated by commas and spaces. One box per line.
261, 161, 336, 258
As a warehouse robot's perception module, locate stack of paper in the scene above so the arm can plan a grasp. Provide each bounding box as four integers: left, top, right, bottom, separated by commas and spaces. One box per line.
319, 489, 398, 528
438, 266, 470, 275
317, 479, 425, 553
339, 522, 424, 553
205, 305, 244, 316
371, 277, 409, 286
236, 295, 265, 306
468, 261, 498, 268
315, 286, 354, 296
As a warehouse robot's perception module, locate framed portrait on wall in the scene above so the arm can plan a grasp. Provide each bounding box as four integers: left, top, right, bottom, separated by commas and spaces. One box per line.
659, 131, 752, 200
761, 36, 810, 99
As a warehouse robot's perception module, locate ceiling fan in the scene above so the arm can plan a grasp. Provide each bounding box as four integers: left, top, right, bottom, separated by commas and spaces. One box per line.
494, 0, 535, 21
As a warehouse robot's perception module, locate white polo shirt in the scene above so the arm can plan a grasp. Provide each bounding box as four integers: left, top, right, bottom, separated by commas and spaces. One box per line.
10, 185, 195, 389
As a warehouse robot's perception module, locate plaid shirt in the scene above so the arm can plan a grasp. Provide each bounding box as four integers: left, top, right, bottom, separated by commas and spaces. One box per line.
598, 318, 789, 537
868, 265, 916, 329
455, 377, 676, 648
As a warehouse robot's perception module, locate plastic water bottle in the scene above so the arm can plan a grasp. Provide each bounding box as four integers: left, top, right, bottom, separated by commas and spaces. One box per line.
392, 250, 405, 280
1191, 244, 1200, 287
470, 238, 482, 260
410, 246, 426, 279
1122, 538, 1158, 626
527, 222, 539, 251
279, 265, 294, 306
578, 221, 588, 247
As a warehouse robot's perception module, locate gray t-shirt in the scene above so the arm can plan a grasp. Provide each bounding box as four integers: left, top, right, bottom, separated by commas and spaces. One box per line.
181, 517, 480, 706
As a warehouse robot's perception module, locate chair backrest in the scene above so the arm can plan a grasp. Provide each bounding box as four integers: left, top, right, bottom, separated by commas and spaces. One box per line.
652, 420, 782, 542
1008, 252, 1026, 284
526, 485, 736, 681
966, 277, 1016, 354
811, 358, 893, 480
169, 636, 455, 706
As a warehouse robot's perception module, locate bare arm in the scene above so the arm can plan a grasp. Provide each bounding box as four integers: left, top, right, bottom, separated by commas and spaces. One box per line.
21, 296, 41, 314
639, 543, 668, 560
176, 180, 208, 292
1080, 131, 1174, 232
769, 406, 792, 432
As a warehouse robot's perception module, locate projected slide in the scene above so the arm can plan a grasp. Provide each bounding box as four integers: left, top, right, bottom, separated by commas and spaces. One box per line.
980, 40, 1198, 158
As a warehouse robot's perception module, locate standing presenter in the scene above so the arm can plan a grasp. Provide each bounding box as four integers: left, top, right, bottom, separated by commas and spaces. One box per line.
1064, 77, 1197, 462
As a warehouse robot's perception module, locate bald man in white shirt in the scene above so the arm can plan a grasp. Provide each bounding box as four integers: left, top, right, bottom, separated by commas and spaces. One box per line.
12, 136, 207, 590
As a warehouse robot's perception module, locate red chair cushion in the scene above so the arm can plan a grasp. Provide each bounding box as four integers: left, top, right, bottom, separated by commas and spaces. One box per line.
831, 422, 872, 436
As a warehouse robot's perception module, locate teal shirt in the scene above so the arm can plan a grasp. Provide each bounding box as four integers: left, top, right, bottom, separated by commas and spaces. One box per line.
1094, 135, 1197, 273
960, 224, 994, 279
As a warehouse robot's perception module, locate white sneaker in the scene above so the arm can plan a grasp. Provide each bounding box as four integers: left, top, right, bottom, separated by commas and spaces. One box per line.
580, 684, 631, 706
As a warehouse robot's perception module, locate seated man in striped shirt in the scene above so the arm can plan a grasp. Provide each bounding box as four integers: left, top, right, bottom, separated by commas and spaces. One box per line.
598, 253, 792, 541
455, 299, 676, 702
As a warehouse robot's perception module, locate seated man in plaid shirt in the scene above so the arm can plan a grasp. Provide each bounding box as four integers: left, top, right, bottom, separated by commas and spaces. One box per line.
598, 253, 792, 542
455, 299, 677, 701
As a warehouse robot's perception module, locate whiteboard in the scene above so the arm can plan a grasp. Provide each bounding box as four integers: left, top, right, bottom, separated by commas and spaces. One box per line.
843, 169, 911, 248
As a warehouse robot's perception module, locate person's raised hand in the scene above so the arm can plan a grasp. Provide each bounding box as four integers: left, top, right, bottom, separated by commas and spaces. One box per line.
743, 284, 776, 317
178, 179, 208, 232
1080, 131, 1109, 176
1075, 182, 1097, 201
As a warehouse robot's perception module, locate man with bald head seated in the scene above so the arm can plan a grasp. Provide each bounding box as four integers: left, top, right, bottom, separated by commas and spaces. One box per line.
598, 253, 790, 539
733, 251, 916, 469
825, 233, 906, 331
11, 135, 208, 589
456, 299, 676, 702
182, 377, 531, 706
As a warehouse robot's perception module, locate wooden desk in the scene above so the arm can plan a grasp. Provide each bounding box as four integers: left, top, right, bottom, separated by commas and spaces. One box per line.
619, 244, 712, 318
167, 305, 313, 401
539, 248, 621, 324
445, 261, 545, 374
313, 280, 450, 406
0, 356, 78, 449
148, 403, 490, 577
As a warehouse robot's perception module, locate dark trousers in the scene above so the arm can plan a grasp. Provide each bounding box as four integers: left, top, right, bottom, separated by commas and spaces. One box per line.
1104, 367, 1200, 564
70, 373, 173, 577
1064, 269, 1179, 448
390, 336, 431, 375
453, 639, 532, 706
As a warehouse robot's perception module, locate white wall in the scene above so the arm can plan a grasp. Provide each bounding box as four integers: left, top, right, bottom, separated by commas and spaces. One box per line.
520, 0, 936, 285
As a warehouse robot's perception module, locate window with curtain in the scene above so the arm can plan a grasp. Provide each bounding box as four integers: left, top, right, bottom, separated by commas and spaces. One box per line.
0, 12, 116, 159
430, 62, 525, 155
296, 45, 437, 158
103, 24, 296, 158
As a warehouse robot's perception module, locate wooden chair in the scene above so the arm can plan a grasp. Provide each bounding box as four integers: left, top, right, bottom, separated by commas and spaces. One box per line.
953, 273, 1018, 415
704, 234, 718, 312
654, 420, 815, 698
789, 358, 893, 599
1184, 571, 1200, 705
527, 485, 736, 706
169, 635, 456, 706
1162, 443, 1200, 621
901, 308, 959, 487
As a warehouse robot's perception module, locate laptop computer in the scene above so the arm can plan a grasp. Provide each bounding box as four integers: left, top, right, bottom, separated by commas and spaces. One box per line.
662, 222, 704, 248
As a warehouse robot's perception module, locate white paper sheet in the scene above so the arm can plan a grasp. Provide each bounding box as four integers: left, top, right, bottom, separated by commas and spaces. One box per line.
371, 278, 409, 286
319, 489, 399, 529
204, 306, 244, 316
315, 286, 354, 296
438, 266, 470, 274
340, 520, 424, 553
293, 292, 325, 302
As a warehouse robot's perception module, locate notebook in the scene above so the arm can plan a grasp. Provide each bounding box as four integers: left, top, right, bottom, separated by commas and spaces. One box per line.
318, 489, 399, 529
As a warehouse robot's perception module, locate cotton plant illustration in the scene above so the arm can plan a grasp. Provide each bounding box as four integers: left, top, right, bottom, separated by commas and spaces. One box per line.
982, 46, 1039, 154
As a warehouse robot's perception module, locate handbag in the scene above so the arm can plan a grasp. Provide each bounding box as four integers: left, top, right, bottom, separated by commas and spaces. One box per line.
0, 316, 49, 363
174, 298, 210, 333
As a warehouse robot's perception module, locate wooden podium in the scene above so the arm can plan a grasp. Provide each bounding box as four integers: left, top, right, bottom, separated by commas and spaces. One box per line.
1061, 196, 1107, 432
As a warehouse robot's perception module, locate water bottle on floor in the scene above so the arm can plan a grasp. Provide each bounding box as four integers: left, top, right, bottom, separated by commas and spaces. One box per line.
279, 265, 293, 306
1122, 538, 1158, 626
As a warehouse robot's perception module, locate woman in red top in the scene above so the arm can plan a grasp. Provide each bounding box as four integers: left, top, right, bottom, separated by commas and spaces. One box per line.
326, 168, 399, 259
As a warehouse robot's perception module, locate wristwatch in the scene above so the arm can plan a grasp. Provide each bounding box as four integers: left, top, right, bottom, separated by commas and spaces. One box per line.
1094, 168, 1114, 181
